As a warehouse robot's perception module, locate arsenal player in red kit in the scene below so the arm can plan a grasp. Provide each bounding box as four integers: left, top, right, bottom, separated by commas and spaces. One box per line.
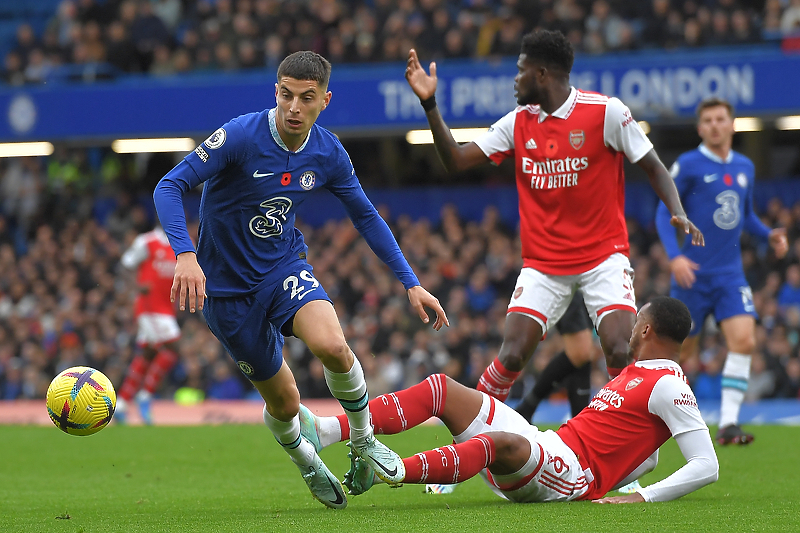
405, 30, 703, 395
299, 297, 718, 503
115, 225, 181, 424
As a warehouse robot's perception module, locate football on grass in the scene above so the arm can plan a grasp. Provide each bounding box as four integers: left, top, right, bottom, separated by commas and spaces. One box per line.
46, 366, 116, 436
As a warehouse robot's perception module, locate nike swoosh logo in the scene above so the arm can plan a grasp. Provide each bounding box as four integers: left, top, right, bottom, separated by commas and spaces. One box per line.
326, 476, 345, 505
253, 171, 274, 178
371, 458, 398, 478
703, 173, 717, 183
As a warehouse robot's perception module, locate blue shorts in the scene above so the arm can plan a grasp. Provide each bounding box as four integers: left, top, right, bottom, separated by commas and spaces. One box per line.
670, 271, 756, 336
203, 261, 331, 381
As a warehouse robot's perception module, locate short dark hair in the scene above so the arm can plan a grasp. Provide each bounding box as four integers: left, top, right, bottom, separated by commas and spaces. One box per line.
696, 97, 734, 120
520, 30, 574, 73
277, 51, 331, 89
645, 297, 692, 344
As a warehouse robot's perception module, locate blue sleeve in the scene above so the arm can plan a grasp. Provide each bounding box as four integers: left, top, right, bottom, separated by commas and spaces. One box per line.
153, 121, 249, 256
325, 145, 420, 290
153, 160, 203, 255
742, 164, 771, 241
655, 159, 690, 260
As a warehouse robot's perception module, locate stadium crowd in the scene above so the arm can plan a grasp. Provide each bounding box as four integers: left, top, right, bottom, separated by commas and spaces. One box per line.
3, 0, 800, 85
1, 153, 800, 404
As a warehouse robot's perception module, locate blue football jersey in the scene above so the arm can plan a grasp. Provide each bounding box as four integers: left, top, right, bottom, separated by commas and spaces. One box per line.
655, 144, 771, 275
154, 108, 419, 296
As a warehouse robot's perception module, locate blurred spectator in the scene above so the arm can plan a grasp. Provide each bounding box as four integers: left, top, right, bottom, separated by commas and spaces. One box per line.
782, 0, 800, 35
0, 0, 794, 85
778, 264, 800, 310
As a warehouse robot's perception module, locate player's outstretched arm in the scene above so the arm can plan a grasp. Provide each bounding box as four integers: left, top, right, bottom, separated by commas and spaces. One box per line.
407, 285, 450, 331
172, 251, 207, 313
405, 49, 488, 173
637, 150, 704, 247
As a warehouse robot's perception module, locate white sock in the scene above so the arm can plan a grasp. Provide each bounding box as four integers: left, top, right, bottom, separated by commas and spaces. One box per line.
324, 355, 372, 442
136, 390, 152, 402
318, 415, 342, 449
719, 352, 751, 428
262, 406, 316, 466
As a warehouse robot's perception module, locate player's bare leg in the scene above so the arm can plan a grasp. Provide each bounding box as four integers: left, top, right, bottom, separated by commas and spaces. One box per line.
596, 309, 636, 377
293, 300, 405, 484
516, 329, 594, 421
717, 315, 756, 445
478, 313, 543, 401
115, 345, 159, 424
253, 362, 347, 509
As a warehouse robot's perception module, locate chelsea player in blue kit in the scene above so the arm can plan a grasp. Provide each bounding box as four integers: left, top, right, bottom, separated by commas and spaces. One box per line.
655, 98, 787, 446
153, 51, 449, 509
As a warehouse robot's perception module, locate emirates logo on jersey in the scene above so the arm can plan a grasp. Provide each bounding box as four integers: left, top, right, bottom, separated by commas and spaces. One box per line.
569, 130, 585, 150
625, 377, 643, 390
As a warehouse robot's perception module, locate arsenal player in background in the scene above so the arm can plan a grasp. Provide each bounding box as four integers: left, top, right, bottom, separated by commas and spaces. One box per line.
404, 29, 704, 398
115, 224, 181, 424
300, 297, 719, 503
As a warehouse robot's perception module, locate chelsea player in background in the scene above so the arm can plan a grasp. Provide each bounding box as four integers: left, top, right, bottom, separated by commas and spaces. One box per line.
655, 98, 788, 446
153, 51, 449, 509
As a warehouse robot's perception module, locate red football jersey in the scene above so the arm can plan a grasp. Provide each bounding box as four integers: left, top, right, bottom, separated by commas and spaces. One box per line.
556, 359, 708, 500
121, 229, 177, 317
474, 88, 653, 275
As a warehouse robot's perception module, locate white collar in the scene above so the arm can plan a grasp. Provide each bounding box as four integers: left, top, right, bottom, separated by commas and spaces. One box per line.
268, 107, 310, 153
634, 358, 682, 371
538, 86, 577, 123
698, 143, 733, 164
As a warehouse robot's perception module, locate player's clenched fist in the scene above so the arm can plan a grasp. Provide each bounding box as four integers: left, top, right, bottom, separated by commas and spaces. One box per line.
172, 251, 206, 313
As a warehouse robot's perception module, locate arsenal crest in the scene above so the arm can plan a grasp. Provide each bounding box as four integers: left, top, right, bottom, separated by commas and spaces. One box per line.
626, 377, 643, 391
569, 130, 585, 150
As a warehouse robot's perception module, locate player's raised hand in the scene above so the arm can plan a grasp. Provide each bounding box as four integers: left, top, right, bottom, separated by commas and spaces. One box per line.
407, 285, 450, 331
670, 255, 700, 289
670, 214, 704, 246
592, 493, 645, 504
405, 49, 437, 101
172, 251, 206, 313
769, 228, 789, 259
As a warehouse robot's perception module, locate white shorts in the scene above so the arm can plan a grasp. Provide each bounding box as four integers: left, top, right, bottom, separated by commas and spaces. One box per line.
507, 253, 637, 333
136, 313, 181, 346
453, 393, 590, 503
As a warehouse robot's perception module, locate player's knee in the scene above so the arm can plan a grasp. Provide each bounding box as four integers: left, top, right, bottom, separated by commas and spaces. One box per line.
266, 393, 300, 421
484, 432, 530, 475
312, 338, 351, 368
728, 335, 755, 356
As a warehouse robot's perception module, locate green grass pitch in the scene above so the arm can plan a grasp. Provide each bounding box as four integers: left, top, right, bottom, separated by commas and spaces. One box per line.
1, 423, 796, 533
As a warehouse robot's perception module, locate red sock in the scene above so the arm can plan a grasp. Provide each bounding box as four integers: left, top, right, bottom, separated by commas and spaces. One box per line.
336, 374, 447, 439
143, 349, 178, 394
119, 355, 149, 401
477, 358, 521, 401
403, 434, 495, 484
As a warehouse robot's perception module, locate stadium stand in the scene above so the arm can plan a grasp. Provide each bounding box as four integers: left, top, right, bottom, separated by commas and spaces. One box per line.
1, 0, 800, 84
